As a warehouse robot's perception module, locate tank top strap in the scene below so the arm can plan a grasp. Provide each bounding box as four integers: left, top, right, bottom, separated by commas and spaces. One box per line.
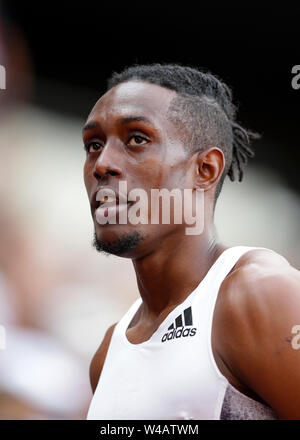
113, 297, 142, 337
202, 245, 270, 382
194, 245, 269, 302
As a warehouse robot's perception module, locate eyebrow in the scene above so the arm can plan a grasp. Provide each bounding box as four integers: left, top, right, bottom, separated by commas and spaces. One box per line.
82, 115, 154, 133
82, 121, 99, 133
119, 115, 153, 125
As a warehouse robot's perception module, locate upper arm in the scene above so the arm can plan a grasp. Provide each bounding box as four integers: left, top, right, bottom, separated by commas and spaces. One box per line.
216, 257, 300, 419
89, 322, 118, 394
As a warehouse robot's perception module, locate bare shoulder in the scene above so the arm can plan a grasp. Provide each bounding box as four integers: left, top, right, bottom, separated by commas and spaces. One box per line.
221, 247, 300, 309
216, 247, 300, 339
89, 322, 118, 394
232, 246, 292, 274
214, 247, 300, 417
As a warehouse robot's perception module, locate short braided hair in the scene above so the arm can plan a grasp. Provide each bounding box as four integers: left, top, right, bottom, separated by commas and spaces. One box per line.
107, 63, 259, 200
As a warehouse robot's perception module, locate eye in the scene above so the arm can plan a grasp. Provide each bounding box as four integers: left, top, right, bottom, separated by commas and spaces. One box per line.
127, 135, 149, 147
85, 141, 103, 153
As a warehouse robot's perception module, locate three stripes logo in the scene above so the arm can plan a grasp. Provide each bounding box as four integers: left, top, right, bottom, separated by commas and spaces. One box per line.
161, 306, 197, 342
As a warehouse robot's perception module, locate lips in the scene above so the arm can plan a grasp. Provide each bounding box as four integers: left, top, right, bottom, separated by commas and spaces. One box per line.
97, 195, 119, 210
92, 187, 129, 209
91, 186, 135, 224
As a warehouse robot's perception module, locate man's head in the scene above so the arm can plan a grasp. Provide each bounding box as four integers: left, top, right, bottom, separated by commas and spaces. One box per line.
83, 64, 258, 258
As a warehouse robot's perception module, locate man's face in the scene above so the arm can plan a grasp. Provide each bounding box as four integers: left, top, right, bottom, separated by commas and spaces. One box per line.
83, 81, 193, 258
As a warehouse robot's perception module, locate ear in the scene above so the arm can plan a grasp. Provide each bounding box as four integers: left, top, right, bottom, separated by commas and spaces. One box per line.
194, 147, 225, 191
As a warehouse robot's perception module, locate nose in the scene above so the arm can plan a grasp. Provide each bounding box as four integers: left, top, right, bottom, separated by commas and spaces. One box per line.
93, 143, 123, 180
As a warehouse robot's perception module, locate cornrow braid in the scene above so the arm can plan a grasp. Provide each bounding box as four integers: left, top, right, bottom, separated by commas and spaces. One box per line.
228, 122, 259, 182
107, 63, 260, 200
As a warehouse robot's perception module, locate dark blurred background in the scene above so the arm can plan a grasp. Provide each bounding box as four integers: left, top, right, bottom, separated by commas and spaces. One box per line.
2, 3, 300, 191
0, 2, 299, 419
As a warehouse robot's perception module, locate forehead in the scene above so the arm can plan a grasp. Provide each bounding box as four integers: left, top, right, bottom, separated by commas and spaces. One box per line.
87, 81, 177, 123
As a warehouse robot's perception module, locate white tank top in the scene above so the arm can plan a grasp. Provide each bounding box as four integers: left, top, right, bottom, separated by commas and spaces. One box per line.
87, 246, 277, 420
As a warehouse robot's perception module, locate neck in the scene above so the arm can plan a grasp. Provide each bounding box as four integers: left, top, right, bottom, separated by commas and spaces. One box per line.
132, 222, 227, 321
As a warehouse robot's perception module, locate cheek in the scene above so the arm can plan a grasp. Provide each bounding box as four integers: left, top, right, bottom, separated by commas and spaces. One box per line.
157, 164, 188, 191
169, 169, 189, 189
128, 158, 165, 189
83, 160, 94, 190
132, 162, 187, 192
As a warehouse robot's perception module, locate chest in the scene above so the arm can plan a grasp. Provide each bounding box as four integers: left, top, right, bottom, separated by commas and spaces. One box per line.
89, 315, 224, 420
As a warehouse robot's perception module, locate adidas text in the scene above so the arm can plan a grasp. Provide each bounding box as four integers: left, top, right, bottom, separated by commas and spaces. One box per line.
161, 327, 197, 342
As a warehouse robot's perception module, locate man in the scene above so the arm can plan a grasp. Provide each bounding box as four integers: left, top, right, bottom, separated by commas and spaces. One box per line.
83, 64, 300, 420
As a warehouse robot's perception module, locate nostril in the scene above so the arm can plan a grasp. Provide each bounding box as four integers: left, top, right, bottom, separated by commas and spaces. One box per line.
93, 169, 102, 180
93, 156, 122, 179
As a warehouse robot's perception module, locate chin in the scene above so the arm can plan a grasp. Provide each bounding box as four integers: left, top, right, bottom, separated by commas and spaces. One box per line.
92, 228, 144, 258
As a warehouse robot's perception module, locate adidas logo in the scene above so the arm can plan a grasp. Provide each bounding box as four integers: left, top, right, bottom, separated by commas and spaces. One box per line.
161, 306, 197, 342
